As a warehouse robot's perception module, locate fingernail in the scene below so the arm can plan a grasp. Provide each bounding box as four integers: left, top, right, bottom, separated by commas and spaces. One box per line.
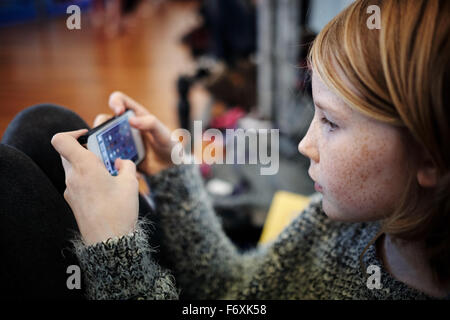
112, 105, 122, 114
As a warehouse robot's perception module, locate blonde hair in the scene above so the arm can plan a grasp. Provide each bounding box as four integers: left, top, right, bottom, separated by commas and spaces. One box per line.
308, 0, 450, 282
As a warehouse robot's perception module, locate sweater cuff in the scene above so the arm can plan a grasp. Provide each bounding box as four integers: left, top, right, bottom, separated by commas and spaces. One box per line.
71, 219, 177, 300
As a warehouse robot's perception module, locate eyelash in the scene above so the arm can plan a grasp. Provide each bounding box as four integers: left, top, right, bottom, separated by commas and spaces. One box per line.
320, 117, 338, 131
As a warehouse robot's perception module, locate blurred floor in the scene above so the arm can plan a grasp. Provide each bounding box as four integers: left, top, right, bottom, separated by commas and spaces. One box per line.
0, 0, 201, 139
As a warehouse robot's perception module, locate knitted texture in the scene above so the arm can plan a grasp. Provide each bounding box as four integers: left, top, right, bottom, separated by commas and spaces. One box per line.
71, 219, 179, 300
72, 164, 449, 300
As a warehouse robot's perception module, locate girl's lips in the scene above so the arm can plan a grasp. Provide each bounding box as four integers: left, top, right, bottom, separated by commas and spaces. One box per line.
314, 182, 323, 192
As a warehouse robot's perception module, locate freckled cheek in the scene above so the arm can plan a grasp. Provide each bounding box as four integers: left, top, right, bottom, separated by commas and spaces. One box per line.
320, 155, 364, 208
320, 148, 401, 216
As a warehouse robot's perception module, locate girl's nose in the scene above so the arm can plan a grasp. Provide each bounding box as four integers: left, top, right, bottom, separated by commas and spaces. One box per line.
298, 128, 319, 163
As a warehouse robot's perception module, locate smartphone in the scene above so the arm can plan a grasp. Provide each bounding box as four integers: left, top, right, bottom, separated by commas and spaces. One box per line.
77, 110, 145, 175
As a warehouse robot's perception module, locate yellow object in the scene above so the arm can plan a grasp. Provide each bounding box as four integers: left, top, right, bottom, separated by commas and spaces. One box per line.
259, 191, 312, 245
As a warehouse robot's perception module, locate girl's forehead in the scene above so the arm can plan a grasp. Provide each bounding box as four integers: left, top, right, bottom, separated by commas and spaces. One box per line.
312, 73, 353, 119
312, 72, 345, 104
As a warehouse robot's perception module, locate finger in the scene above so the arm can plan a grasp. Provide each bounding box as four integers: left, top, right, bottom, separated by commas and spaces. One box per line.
114, 158, 137, 178
108, 91, 149, 116
93, 113, 113, 127
128, 114, 172, 145
51, 129, 90, 164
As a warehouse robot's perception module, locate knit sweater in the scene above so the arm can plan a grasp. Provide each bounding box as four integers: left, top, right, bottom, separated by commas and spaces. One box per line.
72, 164, 449, 300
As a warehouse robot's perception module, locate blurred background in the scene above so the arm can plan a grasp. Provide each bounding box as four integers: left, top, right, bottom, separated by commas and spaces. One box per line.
0, 0, 353, 249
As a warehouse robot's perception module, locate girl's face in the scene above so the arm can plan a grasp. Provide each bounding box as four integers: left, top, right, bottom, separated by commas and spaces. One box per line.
298, 72, 411, 222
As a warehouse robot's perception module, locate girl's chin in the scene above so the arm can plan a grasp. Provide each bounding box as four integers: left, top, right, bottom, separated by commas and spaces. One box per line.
321, 198, 357, 222
321, 198, 382, 222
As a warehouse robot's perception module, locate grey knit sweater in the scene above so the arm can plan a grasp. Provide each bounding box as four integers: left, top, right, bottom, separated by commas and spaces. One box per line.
72, 164, 447, 300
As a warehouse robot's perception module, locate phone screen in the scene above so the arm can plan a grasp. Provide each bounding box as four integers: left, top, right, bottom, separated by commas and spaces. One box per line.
96, 117, 138, 175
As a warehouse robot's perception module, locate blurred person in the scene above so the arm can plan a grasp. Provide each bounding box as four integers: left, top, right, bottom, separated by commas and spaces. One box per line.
182, 0, 256, 66
90, 0, 154, 38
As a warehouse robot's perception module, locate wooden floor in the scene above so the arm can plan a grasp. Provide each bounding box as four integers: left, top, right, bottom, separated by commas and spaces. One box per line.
0, 1, 201, 139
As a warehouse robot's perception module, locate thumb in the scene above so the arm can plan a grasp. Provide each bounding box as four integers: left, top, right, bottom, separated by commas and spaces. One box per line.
51, 128, 89, 164
114, 158, 136, 177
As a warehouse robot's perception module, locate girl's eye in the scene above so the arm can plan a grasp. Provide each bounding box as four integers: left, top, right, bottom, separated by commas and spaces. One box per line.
321, 117, 338, 130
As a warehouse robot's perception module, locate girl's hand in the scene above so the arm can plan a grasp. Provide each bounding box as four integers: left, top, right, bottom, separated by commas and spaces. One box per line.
51, 129, 139, 246
108, 91, 177, 176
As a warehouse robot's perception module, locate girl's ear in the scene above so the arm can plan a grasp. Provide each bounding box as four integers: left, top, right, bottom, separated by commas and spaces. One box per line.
417, 167, 438, 188
416, 153, 438, 188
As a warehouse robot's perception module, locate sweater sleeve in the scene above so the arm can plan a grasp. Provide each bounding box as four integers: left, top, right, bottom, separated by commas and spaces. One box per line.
145, 163, 268, 299
71, 219, 179, 300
